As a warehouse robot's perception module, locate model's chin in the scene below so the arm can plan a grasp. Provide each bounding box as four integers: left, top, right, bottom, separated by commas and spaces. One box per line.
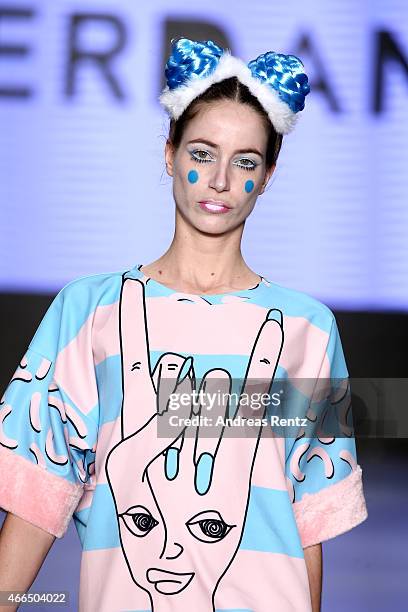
175, 203, 247, 235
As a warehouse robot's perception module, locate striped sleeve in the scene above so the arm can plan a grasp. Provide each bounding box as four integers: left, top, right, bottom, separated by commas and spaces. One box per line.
285, 315, 368, 547
0, 287, 98, 537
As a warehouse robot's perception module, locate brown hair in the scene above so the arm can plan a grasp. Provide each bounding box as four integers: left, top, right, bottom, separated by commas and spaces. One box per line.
167, 77, 283, 171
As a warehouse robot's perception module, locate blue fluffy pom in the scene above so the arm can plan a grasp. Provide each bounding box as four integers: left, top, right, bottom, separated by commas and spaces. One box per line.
165, 38, 224, 90
248, 52, 310, 113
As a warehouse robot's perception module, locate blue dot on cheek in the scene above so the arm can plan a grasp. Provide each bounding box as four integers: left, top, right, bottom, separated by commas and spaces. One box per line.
245, 180, 255, 193
188, 170, 199, 184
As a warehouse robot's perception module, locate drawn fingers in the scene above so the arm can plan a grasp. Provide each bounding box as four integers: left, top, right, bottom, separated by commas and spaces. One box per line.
120, 278, 156, 438
191, 369, 232, 495
235, 309, 284, 421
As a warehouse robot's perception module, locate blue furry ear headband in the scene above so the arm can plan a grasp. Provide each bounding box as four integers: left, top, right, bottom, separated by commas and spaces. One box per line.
160, 38, 311, 135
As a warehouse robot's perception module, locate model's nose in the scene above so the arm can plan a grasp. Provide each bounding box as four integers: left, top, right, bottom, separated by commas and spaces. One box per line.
209, 162, 230, 192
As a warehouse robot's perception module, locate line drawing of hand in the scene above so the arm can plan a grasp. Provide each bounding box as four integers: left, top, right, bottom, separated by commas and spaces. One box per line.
105, 277, 284, 612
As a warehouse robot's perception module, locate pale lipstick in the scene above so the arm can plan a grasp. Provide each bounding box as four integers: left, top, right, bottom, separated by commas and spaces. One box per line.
198, 200, 231, 214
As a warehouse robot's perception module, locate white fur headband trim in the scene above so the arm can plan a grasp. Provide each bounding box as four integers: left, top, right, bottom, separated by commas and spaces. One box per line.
159, 52, 299, 135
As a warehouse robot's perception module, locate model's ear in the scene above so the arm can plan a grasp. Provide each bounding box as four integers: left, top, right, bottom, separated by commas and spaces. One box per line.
165, 140, 175, 177
259, 164, 276, 195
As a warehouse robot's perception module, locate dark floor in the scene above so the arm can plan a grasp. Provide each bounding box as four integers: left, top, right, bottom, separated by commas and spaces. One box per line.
1, 442, 407, 611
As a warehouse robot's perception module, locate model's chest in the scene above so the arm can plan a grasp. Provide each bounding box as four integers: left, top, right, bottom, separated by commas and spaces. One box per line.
93, 295, 327, 381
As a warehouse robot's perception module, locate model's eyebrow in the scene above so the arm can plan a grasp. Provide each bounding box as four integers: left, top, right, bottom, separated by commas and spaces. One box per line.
187, 138, 263, 158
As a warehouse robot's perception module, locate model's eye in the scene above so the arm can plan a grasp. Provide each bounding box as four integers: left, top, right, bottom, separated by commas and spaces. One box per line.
120, 505, 159, 537
186, 510, 235, 543
190, 149, 214, 163
234, 158, 257, 171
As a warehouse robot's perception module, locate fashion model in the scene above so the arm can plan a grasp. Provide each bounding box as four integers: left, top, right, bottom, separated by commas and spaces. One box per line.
0, 38, 367, 612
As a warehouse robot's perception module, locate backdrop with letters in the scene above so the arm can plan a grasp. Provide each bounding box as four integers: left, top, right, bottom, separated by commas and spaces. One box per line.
0, 0, 407, 311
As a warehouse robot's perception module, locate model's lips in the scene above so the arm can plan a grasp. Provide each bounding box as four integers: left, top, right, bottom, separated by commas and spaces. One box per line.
198, 200, 231, 214
146, 567, 195, 594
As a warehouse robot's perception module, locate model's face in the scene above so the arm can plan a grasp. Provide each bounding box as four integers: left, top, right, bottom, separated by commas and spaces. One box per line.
165, 100, 275, 233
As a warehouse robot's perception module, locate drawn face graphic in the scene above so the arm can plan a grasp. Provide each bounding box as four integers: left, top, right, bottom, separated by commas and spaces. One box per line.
105, 278, 284, 611
114, 432, 246, 598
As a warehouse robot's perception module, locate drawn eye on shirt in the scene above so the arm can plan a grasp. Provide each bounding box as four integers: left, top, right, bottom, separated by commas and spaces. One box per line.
186, 510, 236, 544
120, 505, 159, 538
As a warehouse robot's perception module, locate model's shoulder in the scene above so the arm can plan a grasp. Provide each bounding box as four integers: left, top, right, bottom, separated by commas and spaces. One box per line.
26, 267, 141, 360
56, 267, 133, 307
60, 269, 123, 291
262, 278, 336, 330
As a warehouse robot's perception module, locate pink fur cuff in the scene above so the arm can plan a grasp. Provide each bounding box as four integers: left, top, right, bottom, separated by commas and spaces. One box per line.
292, 465, 368, 548
0, 446, 84, 538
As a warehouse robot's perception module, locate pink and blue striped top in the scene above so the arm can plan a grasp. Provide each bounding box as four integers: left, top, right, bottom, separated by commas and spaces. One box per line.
0, 264, 367, 611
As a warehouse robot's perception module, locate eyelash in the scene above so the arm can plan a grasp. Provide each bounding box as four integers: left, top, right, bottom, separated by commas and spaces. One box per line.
190, 150, 257, 172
